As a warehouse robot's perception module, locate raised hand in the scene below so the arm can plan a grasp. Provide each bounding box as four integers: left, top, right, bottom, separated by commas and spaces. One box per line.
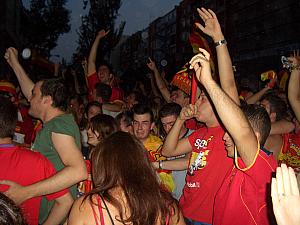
97, 29, 110, 39
271, 164, 300, 225
189, 48, 212, 84
4, 47, 19, 68
195, 8, 223, 42
147, 57, 157, 71
288, 50, 300, 69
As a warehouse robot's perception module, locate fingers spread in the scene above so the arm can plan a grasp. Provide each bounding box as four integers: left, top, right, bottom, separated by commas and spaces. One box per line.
201, 7, 213, 19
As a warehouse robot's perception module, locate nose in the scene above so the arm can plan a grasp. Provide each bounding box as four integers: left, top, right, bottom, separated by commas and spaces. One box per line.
138, 123, 143, 130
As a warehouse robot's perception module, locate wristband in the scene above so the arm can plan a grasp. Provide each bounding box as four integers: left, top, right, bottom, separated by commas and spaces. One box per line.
214, 39, 227, 47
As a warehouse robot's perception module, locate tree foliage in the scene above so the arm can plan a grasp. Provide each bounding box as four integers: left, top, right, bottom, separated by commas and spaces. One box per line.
72, 0, 125, 63
21, 0, 70, 57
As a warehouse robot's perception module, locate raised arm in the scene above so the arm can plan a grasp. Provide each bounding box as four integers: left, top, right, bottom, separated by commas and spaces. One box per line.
287, 51, 300, 122
162, 105, 196, 157
147, 58, 171, 102
190, 48, 257, 167
4, 47, 34, 100
196, 8, 239, 104
87, 30, 109, 75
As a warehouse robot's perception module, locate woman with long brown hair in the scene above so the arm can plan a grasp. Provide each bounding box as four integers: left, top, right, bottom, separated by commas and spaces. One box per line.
68, 132, 185, 225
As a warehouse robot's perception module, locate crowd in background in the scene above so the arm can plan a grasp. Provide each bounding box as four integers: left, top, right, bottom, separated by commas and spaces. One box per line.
0, 7, 299, 225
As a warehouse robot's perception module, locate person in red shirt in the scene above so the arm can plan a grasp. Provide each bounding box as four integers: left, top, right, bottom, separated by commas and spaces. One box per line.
86, 30, 123, 102
189, 47, 277, 225
0, 97, 73, 225
162, 8, 239, 224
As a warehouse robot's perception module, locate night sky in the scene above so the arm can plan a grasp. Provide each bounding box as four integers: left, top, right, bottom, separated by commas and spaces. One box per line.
22, 0, 181, 62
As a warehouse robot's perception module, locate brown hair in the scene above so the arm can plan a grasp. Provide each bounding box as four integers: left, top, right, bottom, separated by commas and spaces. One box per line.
88, 131, 177, 225
89, 114, 118, 141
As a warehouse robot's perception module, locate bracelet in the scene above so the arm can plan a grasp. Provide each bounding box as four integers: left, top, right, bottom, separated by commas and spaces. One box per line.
291, 66, 300, 71
158, 160, 163, 170
214, 39, 227, 47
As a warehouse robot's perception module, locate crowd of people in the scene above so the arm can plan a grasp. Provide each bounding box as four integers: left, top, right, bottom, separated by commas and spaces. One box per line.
0, 7, 299, 225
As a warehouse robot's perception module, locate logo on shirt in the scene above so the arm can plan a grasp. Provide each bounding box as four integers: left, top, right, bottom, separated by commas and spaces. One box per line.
187, 181, 200, 188
188, 150, 210, 175
188, 136, 213, 175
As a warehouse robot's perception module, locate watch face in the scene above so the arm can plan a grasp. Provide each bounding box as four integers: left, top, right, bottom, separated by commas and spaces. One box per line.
22, 48, 31, 59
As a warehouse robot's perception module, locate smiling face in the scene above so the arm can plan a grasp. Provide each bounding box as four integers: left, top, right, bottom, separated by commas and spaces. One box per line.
223, 132, 235, 158
132, 113, 154, 142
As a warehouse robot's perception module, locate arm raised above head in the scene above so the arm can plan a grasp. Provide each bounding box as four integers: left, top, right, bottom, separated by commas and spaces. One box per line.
87, 30, 110, 75
196, 8, 239, 105
4, 47, 34, 100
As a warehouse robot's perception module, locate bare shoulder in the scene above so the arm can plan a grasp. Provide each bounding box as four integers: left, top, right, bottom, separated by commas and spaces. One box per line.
68, 195, 95, 225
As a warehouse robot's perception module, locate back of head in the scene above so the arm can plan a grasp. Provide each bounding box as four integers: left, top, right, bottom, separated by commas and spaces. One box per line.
90, 131, 175, 225
0, 96, 18, 138
85, 101, 102, 115
40, 78, 69, 111
0, 193, 27, 225
115, 110, 133, 127
132, 103, 154, 123
90, 114, 118, 140
242, 104, 271, 145
261, 93, 287, 121
159, 102, 182, 119
95, 83, 112, 103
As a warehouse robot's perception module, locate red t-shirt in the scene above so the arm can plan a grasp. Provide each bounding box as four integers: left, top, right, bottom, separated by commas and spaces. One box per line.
0, 145, 69, 225
179, 126, 233, 223
278, 131, 300, 175
87, 72, 123, 102
213, 148, 277, 225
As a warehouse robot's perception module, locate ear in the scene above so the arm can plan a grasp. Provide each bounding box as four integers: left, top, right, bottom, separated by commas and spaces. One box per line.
254, 131, 261, 144
43, 95, 53, 106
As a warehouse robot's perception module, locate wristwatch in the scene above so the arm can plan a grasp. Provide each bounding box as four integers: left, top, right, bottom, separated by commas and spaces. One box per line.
214, 39, 227, 47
